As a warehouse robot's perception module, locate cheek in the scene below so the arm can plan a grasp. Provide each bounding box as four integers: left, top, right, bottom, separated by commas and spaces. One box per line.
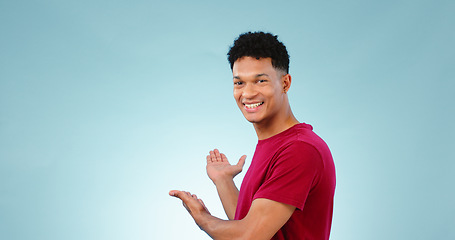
264, 89, 282, 107
233, 90, 241, 100
264, 88, 278, 100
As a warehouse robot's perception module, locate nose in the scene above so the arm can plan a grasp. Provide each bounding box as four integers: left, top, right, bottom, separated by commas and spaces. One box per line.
242, 83, 257, 99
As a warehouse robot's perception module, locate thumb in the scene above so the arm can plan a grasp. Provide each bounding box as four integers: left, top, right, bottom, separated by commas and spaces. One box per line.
237, 155, 247, 168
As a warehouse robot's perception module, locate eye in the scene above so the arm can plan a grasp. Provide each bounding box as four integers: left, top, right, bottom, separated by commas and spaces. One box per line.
257, 79, 267, 83
234, 81, 243, 86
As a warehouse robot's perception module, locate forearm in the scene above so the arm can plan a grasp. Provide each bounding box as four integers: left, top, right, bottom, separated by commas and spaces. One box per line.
196, 212, 247, 240
197, 199, 295, 240
170, 190, 293, 240
214, 178, 240, 220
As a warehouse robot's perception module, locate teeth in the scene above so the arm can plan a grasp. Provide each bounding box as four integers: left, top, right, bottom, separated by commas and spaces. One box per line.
245, 102, 263, 109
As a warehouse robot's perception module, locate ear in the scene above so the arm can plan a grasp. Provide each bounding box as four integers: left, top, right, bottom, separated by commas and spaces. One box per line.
282, 74, 292, 93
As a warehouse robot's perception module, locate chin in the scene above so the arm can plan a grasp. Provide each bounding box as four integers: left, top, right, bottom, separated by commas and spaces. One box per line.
243, 116, 263, 124
240, 110, 264, 124
245, 119, 258, 123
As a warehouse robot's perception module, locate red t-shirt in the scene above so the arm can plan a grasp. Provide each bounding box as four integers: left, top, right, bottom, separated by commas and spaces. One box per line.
234, 123, 336, 240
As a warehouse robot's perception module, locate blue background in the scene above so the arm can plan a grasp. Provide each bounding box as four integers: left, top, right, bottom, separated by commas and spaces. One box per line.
1, 0, 454, 239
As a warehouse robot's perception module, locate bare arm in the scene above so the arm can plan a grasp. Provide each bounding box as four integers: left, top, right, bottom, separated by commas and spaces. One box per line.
206, 149, 246, 220
169, 190, 295, 240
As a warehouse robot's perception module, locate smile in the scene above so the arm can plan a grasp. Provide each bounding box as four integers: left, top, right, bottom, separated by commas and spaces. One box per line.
244, 102, 264, 109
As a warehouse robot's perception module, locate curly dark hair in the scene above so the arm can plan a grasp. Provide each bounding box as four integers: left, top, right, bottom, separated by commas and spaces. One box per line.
227, 31, 290, 73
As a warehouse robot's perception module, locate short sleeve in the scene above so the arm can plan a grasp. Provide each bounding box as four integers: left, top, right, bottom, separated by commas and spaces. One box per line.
253, 141, 322, 210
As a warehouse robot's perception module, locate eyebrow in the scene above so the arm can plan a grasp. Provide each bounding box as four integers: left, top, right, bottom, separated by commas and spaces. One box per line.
233, 73, 270, 79
255, 73, 270, 78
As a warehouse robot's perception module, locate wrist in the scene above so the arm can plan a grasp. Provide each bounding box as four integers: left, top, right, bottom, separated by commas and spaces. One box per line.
212, 175, 235, 186
194, 210, 212, 230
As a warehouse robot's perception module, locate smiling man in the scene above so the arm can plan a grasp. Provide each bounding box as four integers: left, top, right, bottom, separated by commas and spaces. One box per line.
170, 32, 336, 240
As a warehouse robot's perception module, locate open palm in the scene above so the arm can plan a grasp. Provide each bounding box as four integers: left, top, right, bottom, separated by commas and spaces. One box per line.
206, 149, 246, 183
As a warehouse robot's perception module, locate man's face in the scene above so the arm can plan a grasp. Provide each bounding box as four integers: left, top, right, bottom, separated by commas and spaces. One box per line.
232, 56, 287, 125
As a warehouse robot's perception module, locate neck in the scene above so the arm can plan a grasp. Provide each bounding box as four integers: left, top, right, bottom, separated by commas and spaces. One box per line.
253, 109, 299, 140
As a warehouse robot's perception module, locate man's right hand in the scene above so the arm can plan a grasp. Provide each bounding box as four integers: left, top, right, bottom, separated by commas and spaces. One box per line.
206, 149, 246, 184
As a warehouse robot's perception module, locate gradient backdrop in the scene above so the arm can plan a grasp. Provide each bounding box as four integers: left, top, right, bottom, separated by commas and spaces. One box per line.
1, 0, 454, 239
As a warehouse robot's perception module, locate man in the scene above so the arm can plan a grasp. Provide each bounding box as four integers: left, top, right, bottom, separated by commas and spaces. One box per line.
169, 32, 336, 240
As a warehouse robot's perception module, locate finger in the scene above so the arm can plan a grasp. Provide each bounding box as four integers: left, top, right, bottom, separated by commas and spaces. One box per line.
214, 149, 222, 162
170, 190, 194, 202
169, 190, 179, 197
210, 150, 217, 162
169, 190, 190, 201
184, 191, 193, 198
198, 198, 206, 208
220, 153, 228, 163
237, 155, 247, 167
198, 198, 211, 214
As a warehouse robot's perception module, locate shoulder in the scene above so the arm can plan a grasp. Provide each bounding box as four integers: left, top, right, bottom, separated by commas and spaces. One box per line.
274, 140, 323, 169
